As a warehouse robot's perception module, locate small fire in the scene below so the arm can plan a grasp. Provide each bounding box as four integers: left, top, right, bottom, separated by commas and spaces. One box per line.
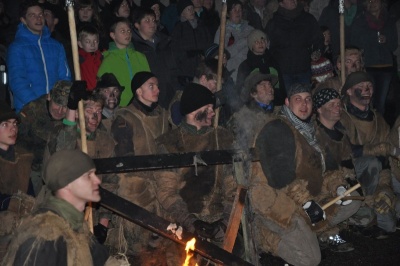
183, 238, 198, 266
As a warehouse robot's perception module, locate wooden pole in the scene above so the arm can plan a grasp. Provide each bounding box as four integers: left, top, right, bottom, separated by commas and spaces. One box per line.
339, 0, 346, 87
213, 0, 228, 128
321, 183, 361, 210
66, 0, 93, 233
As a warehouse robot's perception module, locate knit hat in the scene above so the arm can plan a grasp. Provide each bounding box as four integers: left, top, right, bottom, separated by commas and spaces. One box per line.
341, 71, 373, 96
227, 0, 242, 13
50, 80, 72, 107
241, 70, 278, 102
96, 73, 124, 92
177, 0, 193, 15
180, 83, 216, 115
204, 43, 231, 60
247, 29, 267, 51
131, 71, 156, 93
0, 101, 18, 123
311, 57, 334, 83
44, 149, 96, 192
141, 0, 161, 9
287, 83, 312, 98
312, 88, 340, 112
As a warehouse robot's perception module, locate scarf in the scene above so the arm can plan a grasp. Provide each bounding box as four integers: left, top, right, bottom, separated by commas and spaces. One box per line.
281, 105, 326, 172
256, 101, 274, 112
365, 9, 386, 30
346, 103, 374, 121
344, 5, 357, 26
42, 195, 84, 231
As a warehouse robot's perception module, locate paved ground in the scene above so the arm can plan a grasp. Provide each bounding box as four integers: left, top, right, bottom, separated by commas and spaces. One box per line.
260, 228, 400, 266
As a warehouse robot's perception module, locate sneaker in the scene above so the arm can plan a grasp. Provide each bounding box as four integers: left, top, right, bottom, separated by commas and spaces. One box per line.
326, 234, 354, 252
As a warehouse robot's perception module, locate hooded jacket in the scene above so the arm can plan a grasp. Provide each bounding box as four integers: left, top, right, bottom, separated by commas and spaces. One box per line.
7, 23, 71, 112
97, 42, 150, 106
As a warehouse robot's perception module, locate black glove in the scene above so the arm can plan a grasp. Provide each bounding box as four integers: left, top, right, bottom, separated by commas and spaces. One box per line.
193, 219, 226, 240
302, 200, 326, 224
67, 80, 88, 110
93, 223, 108, 244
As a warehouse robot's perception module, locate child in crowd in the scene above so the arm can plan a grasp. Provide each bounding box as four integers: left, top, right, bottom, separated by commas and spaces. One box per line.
97, 17, 150, 106
78, 23, 102, 91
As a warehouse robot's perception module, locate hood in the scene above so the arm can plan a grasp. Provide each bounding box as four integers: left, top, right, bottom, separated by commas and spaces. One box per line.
14, 22, 51, 41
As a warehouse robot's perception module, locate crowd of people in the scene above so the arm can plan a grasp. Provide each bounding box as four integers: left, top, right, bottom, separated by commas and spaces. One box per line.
0, 0, 400, 265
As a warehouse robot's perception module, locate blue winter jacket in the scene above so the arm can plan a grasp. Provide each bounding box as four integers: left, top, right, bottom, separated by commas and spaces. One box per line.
7, 23, 71, 112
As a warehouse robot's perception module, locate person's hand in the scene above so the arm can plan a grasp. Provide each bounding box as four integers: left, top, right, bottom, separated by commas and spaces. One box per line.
67, 80, 87, 110
93, 223, 108, 244
335, 186, 352, 206
303, 200, 326, 224
374, 192, 393, 214
193, 219, 226, 241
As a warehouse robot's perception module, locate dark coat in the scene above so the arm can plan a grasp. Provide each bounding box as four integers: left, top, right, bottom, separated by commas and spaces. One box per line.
266, 6, 324, 75
132, 29, 179, 108
171, 20, 212, 79
196, 7, 220, 39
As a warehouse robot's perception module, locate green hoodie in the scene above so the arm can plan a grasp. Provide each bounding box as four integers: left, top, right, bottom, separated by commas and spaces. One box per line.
98, 42, 150, 106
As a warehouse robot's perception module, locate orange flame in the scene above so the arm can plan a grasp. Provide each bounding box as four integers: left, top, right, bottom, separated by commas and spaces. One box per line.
183, 238, 198, 266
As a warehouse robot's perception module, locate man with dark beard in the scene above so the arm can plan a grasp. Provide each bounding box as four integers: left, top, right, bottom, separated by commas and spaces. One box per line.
94, 73, 124, 133
154, 83, 237, 264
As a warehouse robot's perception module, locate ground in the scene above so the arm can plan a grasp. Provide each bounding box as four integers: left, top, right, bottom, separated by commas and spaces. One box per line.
260, 228, 400, 265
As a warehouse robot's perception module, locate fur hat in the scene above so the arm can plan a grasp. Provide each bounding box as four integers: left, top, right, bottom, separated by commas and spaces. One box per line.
247, 29, 267, 51
96, 73, 124, 92
50, 80, 72, 107
341, 71, 373, 96
0, 101, 18, 123
44, 149, 96, 192
180, 83, 215, 115
287, 83, 312, 98
177, 0, 193, 15
131, 71, 156, 93
241, 70, 278, 102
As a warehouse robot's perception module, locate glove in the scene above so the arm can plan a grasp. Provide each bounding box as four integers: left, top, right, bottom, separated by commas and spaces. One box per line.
193, 219, 226, 241
93, 223, 108, 244
335, 186, 352, 206
67, 80, 88, 110
374, 191, 393, 214
303, 200, 326, 224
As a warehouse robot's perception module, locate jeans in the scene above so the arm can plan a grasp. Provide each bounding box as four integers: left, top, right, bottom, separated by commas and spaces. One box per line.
366, 66, 393, 115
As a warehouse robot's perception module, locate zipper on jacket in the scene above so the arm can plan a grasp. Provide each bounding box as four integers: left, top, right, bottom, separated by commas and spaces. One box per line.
38, 36, 49, 94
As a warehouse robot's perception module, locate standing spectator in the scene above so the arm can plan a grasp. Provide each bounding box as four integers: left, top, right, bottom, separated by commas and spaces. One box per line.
78, 24, 102, 92
243, 0, 279, 32
7, 0, 71, 112
171, 0, 212, 83
193, 0, 221, 37
215, 0, 254, 82
140, 0, 168, 34
132, 7, 179, 108
75, 0, 108, 50
236, 29, 284, 105
351, 0, 398, 115
319, 0, 362, 59
266, 0, 324, 93
97, 17, 150, 106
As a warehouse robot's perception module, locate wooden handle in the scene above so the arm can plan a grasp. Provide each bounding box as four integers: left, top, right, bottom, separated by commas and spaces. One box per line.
213, 1, 227, 128
321, 183, 361, 210
67, 3, 92, 233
